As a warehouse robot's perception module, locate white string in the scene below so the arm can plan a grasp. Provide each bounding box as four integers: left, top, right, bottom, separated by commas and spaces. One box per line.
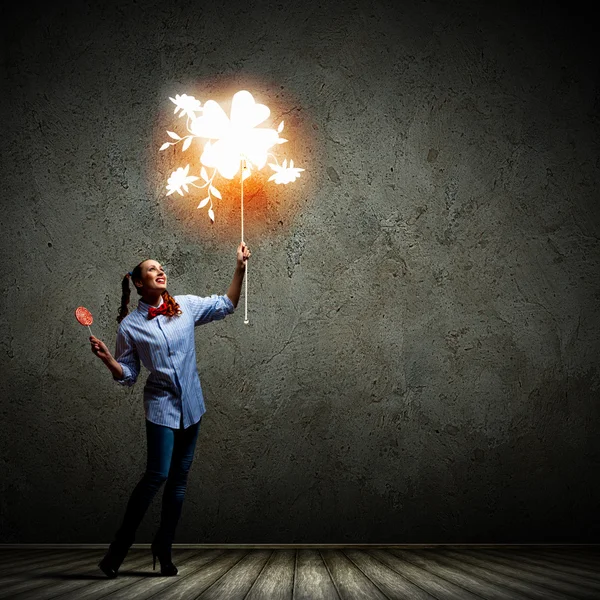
241, 158, 249, 324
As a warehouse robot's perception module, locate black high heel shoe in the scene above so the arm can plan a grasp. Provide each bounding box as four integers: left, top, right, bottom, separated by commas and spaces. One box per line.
151, 542, 178, 576
98, 546, 128, 578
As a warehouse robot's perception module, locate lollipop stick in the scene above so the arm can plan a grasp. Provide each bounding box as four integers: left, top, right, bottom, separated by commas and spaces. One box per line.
244, 260, 249, 324
88, 325, 93, 337
241, 157, 249, 325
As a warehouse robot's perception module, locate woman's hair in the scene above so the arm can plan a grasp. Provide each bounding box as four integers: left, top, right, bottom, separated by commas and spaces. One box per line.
117, 260, 182, 324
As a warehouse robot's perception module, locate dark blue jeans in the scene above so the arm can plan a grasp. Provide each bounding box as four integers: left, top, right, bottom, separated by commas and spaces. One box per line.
110, 416, 201, 553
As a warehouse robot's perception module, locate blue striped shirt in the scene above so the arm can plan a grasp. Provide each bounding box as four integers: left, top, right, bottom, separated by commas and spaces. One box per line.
113, 294, 235, 429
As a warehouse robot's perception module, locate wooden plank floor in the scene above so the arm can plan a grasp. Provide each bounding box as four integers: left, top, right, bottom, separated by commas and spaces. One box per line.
0, 546, 598, 600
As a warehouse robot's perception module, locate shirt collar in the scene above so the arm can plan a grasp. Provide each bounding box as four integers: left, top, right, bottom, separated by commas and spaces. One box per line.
137, 297, 164, 314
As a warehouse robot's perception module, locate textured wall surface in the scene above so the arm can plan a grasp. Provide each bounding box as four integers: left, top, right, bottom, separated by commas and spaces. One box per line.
1, 0, 599, 543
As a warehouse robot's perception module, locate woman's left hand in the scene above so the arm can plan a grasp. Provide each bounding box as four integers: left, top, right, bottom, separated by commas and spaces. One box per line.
237, 242, 251, 268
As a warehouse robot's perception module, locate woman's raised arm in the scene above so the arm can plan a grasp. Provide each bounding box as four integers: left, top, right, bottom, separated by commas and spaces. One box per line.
226, 241, 251, 308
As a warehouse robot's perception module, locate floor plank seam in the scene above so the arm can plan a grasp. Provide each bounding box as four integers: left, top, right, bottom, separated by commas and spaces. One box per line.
242, 549, 274, 600
318, 549, 342, 600
341, 548, 393, 600
195, 549, 249, 599
377, 548, 441, 600
291, 548, 297, 600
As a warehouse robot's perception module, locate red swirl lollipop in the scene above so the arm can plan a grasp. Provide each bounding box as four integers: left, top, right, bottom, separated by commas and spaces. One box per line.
75, 306, 94, 336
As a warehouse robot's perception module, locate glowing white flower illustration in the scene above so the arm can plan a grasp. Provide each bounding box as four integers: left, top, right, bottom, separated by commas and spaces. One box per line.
268, 159, 305, 184
191, 91, 279, 179
160, 89, 304, 223
166, 165, 199, 196
170, 94, 202, 119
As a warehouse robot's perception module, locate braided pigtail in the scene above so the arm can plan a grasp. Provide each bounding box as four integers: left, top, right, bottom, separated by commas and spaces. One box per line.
117, 273, 132, 324
161, 290, 182, 318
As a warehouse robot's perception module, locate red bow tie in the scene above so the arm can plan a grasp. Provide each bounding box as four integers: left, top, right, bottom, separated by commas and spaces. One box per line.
148, 303, 168, 320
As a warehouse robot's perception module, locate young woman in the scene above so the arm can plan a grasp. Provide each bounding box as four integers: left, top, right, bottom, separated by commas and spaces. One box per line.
89, 242, 250, 578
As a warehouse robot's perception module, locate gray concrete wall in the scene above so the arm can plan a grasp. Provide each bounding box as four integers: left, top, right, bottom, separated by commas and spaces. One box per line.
1, 0, 599, 543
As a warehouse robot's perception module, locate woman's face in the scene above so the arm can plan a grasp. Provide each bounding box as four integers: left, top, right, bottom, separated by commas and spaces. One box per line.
134, 260, 167, 293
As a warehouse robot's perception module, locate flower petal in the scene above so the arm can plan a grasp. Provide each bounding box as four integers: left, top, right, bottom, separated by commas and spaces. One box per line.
218, 153, 241, 179
200, 140, 219, 168
206, 139, 241, 179
191, 100, 230, 139
230, 90, 270, 129
247, 128, 279, 151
